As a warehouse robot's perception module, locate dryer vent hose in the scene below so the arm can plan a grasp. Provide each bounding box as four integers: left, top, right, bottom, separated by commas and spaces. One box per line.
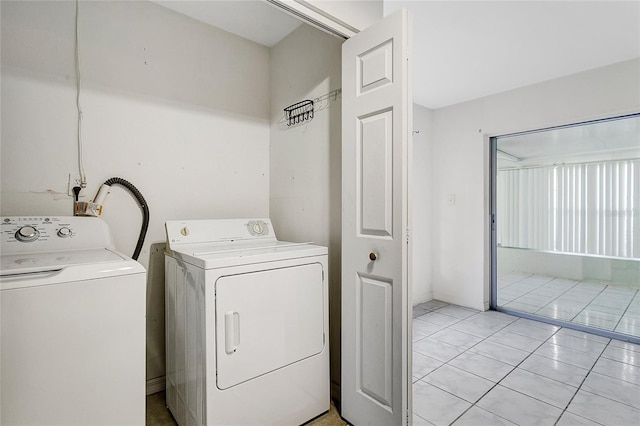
102, 177, 149, 261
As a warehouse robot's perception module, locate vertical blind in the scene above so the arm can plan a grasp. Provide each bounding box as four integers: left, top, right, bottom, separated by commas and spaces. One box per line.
497, 159, 639, 259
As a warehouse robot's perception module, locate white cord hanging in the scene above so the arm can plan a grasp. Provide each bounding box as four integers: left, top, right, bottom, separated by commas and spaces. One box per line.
75, 0, 87, 188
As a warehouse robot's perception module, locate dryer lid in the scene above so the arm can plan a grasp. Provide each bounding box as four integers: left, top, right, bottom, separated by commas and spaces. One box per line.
168, 240, 327, 269
165, 218, 327, 269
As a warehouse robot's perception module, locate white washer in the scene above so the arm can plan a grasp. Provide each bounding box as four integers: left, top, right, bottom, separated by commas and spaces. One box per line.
0, 216, 146, 426
165, 218, 329, 426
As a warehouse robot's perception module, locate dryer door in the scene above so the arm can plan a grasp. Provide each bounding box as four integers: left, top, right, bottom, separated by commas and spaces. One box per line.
215, 262, 325, 389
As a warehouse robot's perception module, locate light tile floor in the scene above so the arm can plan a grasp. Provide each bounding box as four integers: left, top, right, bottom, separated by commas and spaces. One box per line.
413, 300, 640, 426
497, 272, 640, 338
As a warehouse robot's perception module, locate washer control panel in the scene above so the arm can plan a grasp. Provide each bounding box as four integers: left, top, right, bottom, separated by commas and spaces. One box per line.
2, 217, 74, 244
1, 216, 113, 255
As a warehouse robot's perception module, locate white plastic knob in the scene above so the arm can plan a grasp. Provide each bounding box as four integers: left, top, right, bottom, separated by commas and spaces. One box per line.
15, 226, 39, 242
57, 227, 72, 238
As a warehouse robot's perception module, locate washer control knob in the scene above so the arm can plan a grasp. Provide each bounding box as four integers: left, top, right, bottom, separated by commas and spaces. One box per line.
57, 227, 72, 238
15, 226, 39, 242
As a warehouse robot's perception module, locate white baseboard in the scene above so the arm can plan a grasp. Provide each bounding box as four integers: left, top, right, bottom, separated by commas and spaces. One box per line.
146, 376, 166, 395
413, 291, 434, 306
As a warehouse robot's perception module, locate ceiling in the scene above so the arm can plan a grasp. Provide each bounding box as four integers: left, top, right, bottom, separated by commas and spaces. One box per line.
153, 1, 640, 110
150, 0, 302, 47
497, 114, 640, 168
384, 1, 640, 109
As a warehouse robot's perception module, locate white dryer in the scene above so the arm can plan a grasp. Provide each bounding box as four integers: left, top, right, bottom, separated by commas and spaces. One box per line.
164, 218, 329, 426
0, 216, 146, 426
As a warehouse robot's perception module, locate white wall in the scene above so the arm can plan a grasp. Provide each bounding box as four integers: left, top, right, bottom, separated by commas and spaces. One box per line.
1, 0, 271, 387
269, 24, 343, 399
429, 58, 640, 311
412, 104, 433, 304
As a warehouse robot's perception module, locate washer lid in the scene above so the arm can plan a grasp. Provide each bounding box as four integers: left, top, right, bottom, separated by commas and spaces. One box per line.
168, 240, 328, 269
1, 248, 145, 291
1, 248, 125, 276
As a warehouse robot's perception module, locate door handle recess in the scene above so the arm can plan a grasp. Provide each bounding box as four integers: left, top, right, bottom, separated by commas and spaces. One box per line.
369, 252, 378, 261
224, 311, 240, 354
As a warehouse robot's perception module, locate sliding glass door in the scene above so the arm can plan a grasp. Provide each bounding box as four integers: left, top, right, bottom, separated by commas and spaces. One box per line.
491, 114, 640, 343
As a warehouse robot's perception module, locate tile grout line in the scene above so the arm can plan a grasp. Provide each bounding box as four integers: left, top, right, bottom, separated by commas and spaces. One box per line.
469, 326, 566, 423
426, 310, 519, 425
578, 340, 640, 412
576, 282, 631, 329
413, 302, 640, 425
532, 278, 589, 318
610, 287, 639, 332
498, 272, 640, 339
467, 325, 617, 425
417, 309, 555, 425
506, 278, 580, 315
552, 336, 612, 426
413, 306, 513, 423
450, 321, 595, 424
461, 317, 559, 424
496, 272, 539, 304
496, 271, 535, 291
560, 278, 607, 322
500, 274, 555, 310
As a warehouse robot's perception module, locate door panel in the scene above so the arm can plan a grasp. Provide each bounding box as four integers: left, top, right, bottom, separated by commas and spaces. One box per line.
359, 274, 393, 407
215, 263, 324, 389
342, 8, 412, 426
358, 40, 394, 93
359, 109, 393, 237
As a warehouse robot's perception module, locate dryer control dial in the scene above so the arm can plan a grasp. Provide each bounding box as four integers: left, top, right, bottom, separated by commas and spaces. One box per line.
246, 220, 269, 236
15, 226, 40, 242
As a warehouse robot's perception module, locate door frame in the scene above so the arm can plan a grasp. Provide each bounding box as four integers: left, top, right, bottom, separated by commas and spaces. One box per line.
489, 113, 640, 345
266, 0, 359, 38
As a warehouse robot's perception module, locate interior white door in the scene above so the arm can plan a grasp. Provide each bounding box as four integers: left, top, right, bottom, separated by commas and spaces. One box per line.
341, 9, 412, 426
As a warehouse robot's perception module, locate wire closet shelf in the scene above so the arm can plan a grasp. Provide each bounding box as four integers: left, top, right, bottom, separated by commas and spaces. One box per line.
284, 100, 314, 126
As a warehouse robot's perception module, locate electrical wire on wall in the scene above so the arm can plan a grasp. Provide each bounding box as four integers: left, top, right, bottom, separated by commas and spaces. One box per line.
75, 0, 87, 189
70, 2, 149, 260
